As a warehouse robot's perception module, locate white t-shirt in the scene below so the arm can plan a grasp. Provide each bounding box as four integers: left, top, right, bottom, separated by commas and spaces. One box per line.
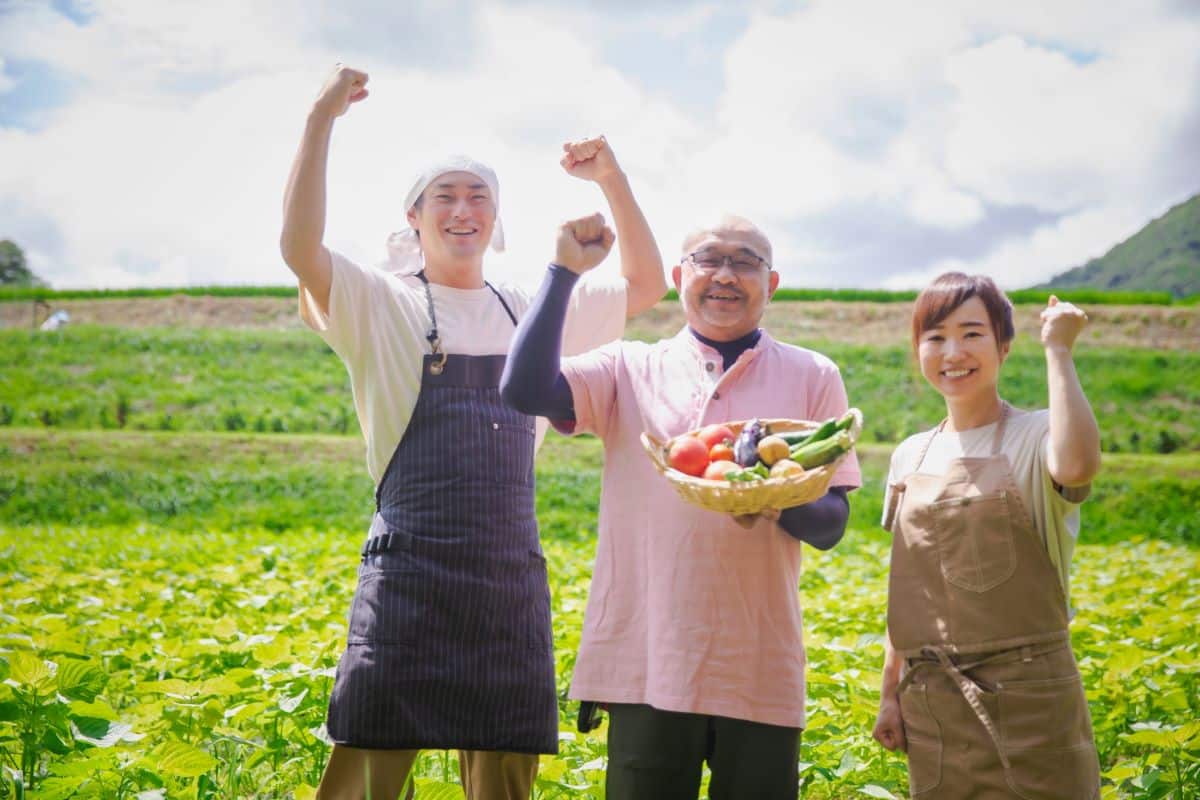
300, 251, 627, 486
883, 407, 1090, 611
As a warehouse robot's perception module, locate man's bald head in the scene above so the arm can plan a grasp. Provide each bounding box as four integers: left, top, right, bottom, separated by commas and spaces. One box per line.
680, 214, 772, 266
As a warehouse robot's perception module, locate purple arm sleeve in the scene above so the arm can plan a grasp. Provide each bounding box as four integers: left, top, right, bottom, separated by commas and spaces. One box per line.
778, 486, 850, 550
499, 265, 578, 420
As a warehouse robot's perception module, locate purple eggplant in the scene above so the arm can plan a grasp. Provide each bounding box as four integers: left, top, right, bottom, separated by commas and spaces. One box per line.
733, 418, 765, 467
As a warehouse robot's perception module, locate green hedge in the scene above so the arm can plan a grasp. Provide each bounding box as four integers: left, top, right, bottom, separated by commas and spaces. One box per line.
663, 287, 1177, 305
1, 284, 1181, 305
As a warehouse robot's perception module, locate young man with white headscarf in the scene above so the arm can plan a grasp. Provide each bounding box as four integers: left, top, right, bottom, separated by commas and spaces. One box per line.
280, 65, 667, 800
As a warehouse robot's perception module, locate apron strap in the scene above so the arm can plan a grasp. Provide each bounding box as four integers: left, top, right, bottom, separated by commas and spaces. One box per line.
897, 645, 1011, 770
990, 401, 1011, 455
898, 640, 1070, 773
414, 270, 447, 375
484, 281, 518, 326
414, 271, 519, 375
910, 420, 944, 474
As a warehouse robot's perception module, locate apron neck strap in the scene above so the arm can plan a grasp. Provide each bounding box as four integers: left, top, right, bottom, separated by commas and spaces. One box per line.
990, 401, 1010, 455
913, 400, 1010, 472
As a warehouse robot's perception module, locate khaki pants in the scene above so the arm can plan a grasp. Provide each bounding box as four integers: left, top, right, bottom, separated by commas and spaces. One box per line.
315, 745, 539, 800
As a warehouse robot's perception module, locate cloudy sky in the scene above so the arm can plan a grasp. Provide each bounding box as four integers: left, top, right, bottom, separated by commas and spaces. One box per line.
2, 0, 1198, 291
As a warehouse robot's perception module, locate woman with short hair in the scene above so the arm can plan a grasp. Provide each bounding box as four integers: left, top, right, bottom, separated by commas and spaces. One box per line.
872, 272, 1102, 799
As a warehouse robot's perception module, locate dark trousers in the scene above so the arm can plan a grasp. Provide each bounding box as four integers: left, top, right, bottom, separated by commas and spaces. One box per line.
605, 703, 802, 800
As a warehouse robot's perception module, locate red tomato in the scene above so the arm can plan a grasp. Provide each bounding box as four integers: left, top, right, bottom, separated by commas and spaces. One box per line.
697, 424, 736, 450
703, 460, 741, 481
667, 435, 710, 477
709, 443, 735, 463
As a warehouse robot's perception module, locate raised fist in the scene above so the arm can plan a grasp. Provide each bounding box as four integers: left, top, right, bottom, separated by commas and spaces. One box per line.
555, 213, 615, 274
313, 64, 369, 120
560, 136, 622, 185
1040, 295, 1089, 352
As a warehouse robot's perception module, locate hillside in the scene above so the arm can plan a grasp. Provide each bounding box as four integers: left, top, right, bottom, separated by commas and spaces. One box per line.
1040, 193, 1200, 297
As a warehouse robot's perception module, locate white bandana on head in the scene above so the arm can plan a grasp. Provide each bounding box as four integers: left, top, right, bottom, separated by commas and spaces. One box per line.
384, 155, 506, 276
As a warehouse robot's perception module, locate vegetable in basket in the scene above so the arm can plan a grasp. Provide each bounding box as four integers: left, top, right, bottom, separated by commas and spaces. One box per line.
733, 419, 765, 466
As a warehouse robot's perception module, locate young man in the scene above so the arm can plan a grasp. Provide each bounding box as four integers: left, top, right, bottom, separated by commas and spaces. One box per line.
280, 65, 666, 800
501, 214, 861, 799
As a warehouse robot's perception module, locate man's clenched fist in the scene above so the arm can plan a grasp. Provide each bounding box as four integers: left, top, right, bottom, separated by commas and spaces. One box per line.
313, 64, 369, 120
560, 136, 622, 185
555, 213, 615, 274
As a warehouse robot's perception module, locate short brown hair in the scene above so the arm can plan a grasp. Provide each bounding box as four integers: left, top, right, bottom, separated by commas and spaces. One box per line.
911, 272, 1015, 354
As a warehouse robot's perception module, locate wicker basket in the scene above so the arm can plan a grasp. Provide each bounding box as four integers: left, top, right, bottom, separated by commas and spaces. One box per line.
640, 409, 863, 515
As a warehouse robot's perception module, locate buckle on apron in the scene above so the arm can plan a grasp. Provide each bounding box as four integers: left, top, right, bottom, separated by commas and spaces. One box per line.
361, 530, 413, 558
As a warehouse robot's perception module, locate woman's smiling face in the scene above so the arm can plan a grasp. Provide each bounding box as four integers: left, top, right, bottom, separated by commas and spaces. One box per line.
917, 295, 1010, 401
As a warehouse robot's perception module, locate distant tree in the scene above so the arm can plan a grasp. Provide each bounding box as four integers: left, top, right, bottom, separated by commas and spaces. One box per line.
0, 240, 46, 286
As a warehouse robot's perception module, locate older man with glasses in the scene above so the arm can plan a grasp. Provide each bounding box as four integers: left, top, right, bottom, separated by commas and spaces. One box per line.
501, 214, 861, 799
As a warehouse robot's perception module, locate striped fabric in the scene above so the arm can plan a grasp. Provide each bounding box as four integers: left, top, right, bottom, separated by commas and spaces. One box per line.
326, 353, 558, 754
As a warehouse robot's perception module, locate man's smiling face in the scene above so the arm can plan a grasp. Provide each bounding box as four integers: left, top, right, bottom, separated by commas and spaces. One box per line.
673, 216, 779, 342
406, 171, 496, 268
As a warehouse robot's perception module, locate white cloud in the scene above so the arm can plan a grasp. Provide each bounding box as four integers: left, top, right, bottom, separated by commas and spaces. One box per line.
0, 58, 15, 94
0, 0, 1198, 290
882, 203, 1149, 290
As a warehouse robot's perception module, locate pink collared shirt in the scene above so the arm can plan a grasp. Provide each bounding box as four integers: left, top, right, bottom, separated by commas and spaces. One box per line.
556, 328, 861, 728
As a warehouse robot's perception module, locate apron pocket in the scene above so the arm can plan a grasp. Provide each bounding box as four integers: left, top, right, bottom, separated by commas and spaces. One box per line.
930, 491, 1016, 593
347, 566, 421, 646
525, 550, 552, 651
482, 420, 536, 487
899, 682, 942, 796
998, 674, 1100, 799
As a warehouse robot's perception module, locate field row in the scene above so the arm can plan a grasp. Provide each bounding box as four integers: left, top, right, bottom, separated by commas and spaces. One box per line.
1, 430, 1197, 798
1, 430, 1198, 546
2, 326, 1197, 454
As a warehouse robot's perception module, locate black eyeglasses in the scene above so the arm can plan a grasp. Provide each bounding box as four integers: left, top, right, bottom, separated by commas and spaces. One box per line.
686, 248, 769, 275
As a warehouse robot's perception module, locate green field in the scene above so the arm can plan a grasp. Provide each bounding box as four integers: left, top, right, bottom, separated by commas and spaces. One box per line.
1, 430, 1197, 798
3, 327, 1198, 454
2, 306, 1199, 799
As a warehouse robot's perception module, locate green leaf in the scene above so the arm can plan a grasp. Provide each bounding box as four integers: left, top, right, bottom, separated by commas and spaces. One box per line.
7, 650, 53, 690
72, 718, 132, 748
69, 699, 118, 721
32, 777, 84, 800
860, 786, 899, 800
42, 725, 73, 755
279, 687, 308, 713
1124, 729, 1177, 748
413, 781, 466, 800
55, 659, 108, 702
152, 740, 217, 778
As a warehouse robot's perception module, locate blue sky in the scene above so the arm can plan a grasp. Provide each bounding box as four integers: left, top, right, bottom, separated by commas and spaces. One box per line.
1, 0, 1198, 290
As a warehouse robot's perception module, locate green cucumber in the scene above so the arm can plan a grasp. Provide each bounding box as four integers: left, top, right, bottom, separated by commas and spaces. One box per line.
784, 418, 837, 451
791, 430, 852, 469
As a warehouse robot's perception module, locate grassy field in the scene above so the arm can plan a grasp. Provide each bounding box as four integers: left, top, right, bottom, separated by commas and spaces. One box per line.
2, 326, 1198, 454
1, 430, 1197, 798
2, 294, 1198, 798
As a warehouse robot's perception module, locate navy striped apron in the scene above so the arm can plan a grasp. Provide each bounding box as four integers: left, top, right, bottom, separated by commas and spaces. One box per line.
325, 276, 558, 754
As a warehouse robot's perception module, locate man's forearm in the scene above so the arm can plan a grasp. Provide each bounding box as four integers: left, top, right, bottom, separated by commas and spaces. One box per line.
778, 487, 850, 549
597, 172, 666, 317
499, 266, 577, 419
280, 111, 335, 302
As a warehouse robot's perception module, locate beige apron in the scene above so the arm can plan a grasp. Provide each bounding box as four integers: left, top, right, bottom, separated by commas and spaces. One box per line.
884, 404, 1100, 799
